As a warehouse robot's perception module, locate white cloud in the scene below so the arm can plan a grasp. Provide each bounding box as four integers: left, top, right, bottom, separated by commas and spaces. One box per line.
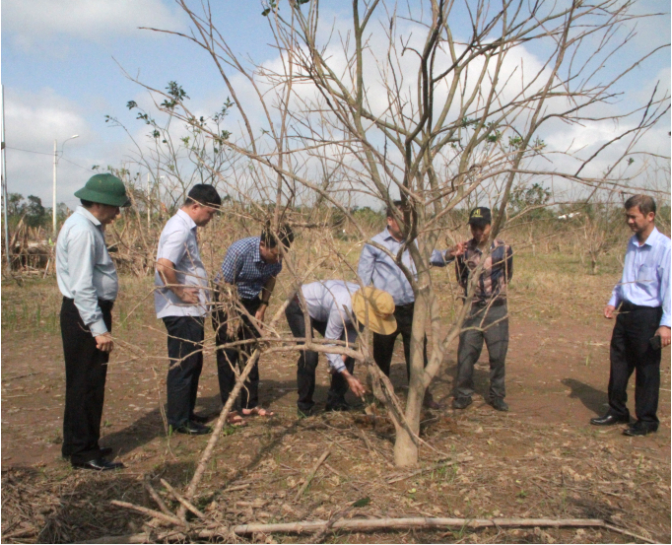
4, 0, 186, 51
3, 88, 129, 207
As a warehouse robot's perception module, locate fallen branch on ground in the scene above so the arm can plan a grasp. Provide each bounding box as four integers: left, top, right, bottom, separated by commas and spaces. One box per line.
95, 513, 658, 543
294, 448, 330, 501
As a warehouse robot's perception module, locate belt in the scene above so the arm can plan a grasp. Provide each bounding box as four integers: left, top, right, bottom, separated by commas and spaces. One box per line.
620, 301, 661, 312
473, 298, 506, 308
63, 296, 114, 310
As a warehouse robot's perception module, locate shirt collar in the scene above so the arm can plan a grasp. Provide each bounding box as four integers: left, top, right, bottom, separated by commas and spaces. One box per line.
630, 227, 660, 249
467, 239, 495, 253
176, 208, 197, 230
253, 237, 263, 263
76, 205, 101, 227
381, 228, 404, 243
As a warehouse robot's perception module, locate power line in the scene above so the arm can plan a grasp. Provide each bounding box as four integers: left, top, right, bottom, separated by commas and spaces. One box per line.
5, 145, 93, 172
5, 145, 52, 156
60, 157, 94, 172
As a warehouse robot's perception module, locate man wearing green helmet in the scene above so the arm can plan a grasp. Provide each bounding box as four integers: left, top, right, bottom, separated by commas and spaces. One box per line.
56, 173, 130, 471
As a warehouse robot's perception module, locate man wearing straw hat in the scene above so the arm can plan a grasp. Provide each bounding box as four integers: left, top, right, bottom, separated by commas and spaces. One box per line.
56, 173, 130, 470
285, 281, 396, 414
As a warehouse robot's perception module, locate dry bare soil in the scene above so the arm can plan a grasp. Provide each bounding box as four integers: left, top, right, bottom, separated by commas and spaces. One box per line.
2, 255, 670, 543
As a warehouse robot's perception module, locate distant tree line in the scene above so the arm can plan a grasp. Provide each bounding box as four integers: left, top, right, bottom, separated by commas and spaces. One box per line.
3, 193, 70, 230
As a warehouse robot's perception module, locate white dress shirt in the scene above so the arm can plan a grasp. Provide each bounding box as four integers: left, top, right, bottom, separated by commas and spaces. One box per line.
301, 281, 360, 373
154, 209, 209, 318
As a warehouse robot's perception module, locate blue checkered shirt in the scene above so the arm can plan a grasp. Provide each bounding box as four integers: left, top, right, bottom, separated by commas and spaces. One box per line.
218, 237, 283, 300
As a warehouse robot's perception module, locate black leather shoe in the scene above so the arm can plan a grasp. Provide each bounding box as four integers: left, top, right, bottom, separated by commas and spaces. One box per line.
452, 396, 472, 410
72, 458, 124, 471
489, 398, 509, 412
590, 413, 629, 426
100, 447, 113, 457
173, 421, 212, 435
623, 423, 658, 436
325, 401, 350, 412
190, 413, 209, 424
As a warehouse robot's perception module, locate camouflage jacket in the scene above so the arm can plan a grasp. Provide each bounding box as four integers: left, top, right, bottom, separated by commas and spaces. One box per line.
456, 239, 513, 305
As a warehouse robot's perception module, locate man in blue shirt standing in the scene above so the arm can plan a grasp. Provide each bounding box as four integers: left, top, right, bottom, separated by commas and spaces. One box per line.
214, 224, 294, 417
591, 195, 670, 436
56, 174, 130, 470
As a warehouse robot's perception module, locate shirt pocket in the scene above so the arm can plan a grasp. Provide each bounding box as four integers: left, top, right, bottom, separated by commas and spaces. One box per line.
636, 264, 655, 286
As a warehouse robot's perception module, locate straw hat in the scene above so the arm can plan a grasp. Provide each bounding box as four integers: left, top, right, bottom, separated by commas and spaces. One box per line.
352, 287, 396, 335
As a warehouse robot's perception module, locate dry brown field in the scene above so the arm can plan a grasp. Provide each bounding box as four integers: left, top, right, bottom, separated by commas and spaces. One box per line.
1, 225, 670, 543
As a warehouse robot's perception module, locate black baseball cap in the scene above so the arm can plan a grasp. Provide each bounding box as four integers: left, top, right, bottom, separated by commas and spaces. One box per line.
468, 207, 492, 226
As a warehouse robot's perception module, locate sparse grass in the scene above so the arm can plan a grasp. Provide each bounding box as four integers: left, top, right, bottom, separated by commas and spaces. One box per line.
2, 222, 669, 544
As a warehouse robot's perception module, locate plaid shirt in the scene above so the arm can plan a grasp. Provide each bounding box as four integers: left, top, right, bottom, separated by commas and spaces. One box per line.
218, 236, 282, 300
456, 239, 513, 305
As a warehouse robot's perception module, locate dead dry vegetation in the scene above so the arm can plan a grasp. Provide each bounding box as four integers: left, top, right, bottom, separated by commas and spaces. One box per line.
2, 220, 670, 544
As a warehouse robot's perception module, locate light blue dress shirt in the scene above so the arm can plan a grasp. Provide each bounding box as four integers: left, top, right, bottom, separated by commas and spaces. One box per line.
56, 206, 118, 336
154, 209, 209, 319
608, 227, 671, 328
357, 229, 451, 306
301, 281, 360, 373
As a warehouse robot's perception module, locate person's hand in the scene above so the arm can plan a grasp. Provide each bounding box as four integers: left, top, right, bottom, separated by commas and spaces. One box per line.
604, 305, 616, 319
179, 287, 200, 304
255, 304, 268, 324
95, 332, 114, 353
656, 326, 671, 348
448, 241, 467, 258
341, 369, 367, 398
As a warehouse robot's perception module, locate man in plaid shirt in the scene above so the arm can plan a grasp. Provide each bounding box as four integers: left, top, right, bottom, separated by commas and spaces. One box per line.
213, 224, 294, 416
452, 207, 513, 412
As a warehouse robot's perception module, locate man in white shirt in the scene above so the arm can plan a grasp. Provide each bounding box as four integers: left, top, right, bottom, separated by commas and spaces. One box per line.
285, 281, 396, 414
591, 195, 670, 436
57, 174, 130, 471
155, 184, 221, 435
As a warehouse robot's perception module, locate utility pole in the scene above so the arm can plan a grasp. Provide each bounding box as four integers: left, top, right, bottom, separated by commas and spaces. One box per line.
52, 134, 79, 238
52, 139, 57, 237
1, 85, 10, 267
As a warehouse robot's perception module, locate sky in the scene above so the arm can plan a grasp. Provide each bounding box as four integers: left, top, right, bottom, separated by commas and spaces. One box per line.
1, 0, 670, 212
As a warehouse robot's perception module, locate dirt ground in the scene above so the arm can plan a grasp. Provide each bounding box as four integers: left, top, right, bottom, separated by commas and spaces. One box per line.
2, 280, 671, 543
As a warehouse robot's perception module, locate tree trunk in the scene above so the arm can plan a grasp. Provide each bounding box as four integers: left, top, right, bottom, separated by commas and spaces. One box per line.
394, 398, 421, 466
394, 273, 430, 467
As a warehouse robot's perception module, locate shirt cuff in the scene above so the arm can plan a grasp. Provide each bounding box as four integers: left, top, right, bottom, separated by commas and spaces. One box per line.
660, 314, 671, 328
328, 354, 346, 374
89, 318, 109, 337
430, 249, 454, 267
607, 294, 620, 308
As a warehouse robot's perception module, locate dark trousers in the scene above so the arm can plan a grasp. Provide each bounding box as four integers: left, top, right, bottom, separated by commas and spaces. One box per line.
214, 298, 262, 410
285, 297, 355, 410
163, 316, 204, 428
61, 297, 113, 464
372, 302, 428, 379
455, 303, 509, 400
608, 303, 662, 426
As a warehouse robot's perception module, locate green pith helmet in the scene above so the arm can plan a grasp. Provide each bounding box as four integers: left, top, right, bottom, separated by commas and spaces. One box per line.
74, 174, 131, 207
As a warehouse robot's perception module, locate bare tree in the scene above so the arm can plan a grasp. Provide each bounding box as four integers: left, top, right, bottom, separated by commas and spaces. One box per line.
121, 0, 669, 469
